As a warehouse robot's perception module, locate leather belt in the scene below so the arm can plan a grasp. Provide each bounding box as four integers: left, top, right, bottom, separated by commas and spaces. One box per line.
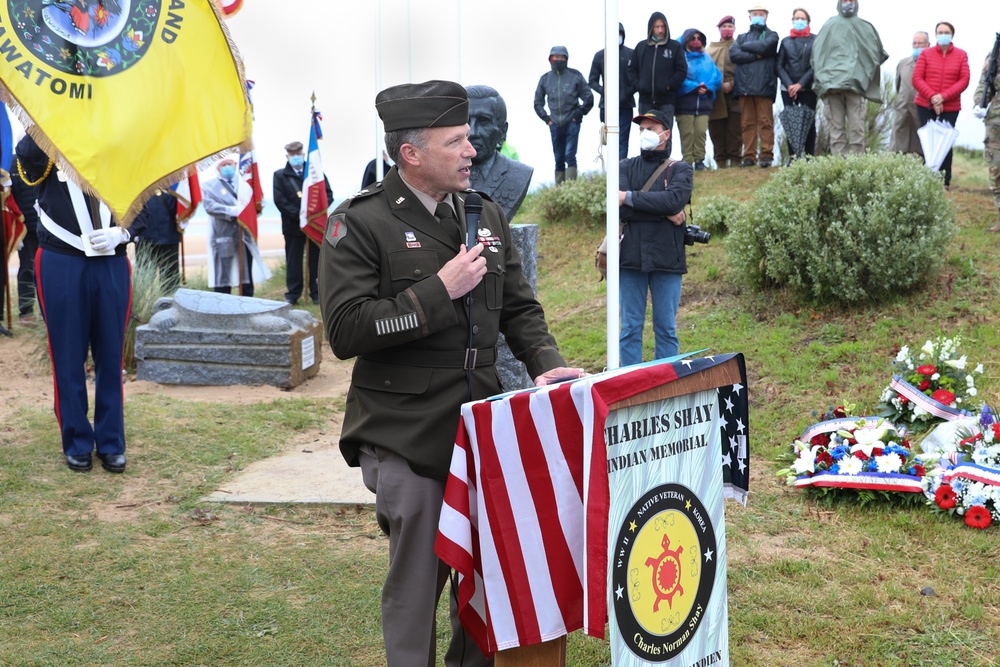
364, 347, 496, 370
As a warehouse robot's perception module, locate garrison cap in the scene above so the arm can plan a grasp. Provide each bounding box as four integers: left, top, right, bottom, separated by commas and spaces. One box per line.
284, 141, 304, 152
376, 80, 469, 132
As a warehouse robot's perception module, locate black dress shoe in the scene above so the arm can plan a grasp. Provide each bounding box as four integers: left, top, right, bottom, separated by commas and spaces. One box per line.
66, 454, 93, 472
97, 453, 127, 473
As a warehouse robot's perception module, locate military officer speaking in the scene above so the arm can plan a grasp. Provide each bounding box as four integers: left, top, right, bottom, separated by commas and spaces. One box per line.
319, 80, 583, 667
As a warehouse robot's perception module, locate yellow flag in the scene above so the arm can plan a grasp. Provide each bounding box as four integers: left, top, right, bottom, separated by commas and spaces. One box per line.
0, 0, 251, 225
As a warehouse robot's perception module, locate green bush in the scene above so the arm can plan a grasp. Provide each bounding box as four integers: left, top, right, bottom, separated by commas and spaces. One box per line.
533, 172, 607, 228
695, 195, 742, 236
726, 152, 955, 304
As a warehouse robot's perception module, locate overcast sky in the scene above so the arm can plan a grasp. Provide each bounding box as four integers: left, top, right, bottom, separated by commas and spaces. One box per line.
227, 1, 994, 205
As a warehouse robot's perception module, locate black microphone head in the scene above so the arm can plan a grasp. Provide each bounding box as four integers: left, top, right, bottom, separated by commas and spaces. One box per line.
464, 193, 484, 215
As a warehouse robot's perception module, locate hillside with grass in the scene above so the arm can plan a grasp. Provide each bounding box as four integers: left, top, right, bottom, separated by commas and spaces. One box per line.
1, 150, 998, 666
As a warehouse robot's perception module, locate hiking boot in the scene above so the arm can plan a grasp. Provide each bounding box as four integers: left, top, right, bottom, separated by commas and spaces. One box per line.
759, 159, 772, 168
694, 161, 707, 171
739, 158, 755, 168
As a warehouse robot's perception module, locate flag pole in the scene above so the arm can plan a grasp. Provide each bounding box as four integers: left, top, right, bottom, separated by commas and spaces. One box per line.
605, 0, 621, 370
237, 228, 245, 296
303, 92, 318, 299
180, 233, 186, 285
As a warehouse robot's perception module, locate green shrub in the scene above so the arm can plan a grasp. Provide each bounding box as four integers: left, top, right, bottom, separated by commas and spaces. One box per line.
726, 152, 955, 304
533, 172, 607, 228
125, 243, 176, 371
695, 195, 743, 236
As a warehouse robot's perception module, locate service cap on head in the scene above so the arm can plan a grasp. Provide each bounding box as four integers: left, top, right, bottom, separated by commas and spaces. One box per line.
376, 80, 469, 132
718, 15, 736, 27
633, 109, 672, 131
747, 4, 768, 13
284, 140, 303, 153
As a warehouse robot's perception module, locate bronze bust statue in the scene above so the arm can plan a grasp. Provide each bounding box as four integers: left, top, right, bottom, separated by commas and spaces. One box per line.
466, 85, 534, 221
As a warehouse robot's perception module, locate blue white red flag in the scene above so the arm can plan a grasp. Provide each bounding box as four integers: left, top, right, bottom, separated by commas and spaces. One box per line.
170, 167, 202, 232
237, 143, 263, 240
299, 110, 329, 246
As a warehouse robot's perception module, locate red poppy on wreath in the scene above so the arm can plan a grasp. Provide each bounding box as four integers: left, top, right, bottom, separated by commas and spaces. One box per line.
816, 451, 834, 467
918, 379, 931, 391
935, 484, 957, 509
810, 433, 830, 447
898, 394, 909, 405
917, 364, 937, 376
931, 389, 956, 405
964, 505, 992, 530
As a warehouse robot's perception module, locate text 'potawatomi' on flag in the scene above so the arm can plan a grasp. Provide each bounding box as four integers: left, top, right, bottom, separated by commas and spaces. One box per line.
0, 1, 252, 226
300, 109, 329, 246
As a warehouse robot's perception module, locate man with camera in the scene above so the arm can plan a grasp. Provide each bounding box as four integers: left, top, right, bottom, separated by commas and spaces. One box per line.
617, 110, 697, 366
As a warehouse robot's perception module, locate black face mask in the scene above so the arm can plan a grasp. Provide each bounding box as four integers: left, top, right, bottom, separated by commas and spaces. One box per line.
551, 60, 567, 73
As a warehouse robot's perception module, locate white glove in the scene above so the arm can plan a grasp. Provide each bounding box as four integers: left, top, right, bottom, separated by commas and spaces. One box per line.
227, 205, 242, 218
973, 104, 989, 120
89, 227, 128, 252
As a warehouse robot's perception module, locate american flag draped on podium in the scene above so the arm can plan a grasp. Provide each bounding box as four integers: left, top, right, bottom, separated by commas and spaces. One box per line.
435, 353, 749, 656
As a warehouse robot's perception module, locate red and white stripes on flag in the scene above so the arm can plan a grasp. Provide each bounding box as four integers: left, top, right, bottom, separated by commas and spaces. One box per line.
299, 111, 329, 246
237, 144, 263, 240
435, 355, 750, 656
171, 167, 202, 231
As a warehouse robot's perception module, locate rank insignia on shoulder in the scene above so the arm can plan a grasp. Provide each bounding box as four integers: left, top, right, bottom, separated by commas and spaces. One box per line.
326, 213, 348, 248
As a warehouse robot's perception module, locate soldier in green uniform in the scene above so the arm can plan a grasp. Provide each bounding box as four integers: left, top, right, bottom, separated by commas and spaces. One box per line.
319, 80, 582, 667
974, 46, 1000, 231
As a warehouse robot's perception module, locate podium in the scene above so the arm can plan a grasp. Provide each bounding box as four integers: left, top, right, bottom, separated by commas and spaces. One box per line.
435, 354, 749, 666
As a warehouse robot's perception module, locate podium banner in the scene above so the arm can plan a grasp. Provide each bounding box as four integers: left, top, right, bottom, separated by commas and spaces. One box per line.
436, 354, 749, 657
606, 388, 733, 665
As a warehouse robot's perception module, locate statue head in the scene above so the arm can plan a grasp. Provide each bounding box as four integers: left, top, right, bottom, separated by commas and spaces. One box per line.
465, 85, 508, 166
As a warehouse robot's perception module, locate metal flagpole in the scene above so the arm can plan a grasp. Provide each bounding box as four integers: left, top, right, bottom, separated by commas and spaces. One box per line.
605, 0, 621, 370
375, 0, 384, 183
237, 229, 245, 296
180, 233, 186, 284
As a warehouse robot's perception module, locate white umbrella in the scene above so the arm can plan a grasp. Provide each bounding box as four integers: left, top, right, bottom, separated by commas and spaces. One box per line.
917, 119, 960, 172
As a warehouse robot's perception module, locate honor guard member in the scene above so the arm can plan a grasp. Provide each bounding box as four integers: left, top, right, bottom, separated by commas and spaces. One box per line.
319, 80, 583, 667
16, 134, 145, 473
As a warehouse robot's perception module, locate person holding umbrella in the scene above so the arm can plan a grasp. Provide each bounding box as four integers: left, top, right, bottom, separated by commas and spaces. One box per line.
913, 21, 970, 190
777, 7, 817, 160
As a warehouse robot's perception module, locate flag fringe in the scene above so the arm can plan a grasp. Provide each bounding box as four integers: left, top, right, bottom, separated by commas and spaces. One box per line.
0, 1, 253, 229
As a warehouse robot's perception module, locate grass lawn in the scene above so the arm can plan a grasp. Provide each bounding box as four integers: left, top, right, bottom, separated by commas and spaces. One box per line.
2, 151, 999, 666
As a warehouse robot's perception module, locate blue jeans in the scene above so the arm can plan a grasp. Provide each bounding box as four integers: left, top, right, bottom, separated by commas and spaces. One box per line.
549, 121, 581, 171
619, 269, 682, 366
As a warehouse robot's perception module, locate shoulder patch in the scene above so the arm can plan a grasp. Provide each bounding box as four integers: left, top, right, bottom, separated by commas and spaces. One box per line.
326, 213, 348, 248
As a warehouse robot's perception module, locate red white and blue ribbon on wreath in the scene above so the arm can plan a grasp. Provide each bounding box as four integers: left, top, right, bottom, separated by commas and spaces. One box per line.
890, 374, 970, 421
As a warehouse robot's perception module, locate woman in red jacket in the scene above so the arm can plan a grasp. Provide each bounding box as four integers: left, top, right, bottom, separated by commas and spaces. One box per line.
913, 21, 970, 189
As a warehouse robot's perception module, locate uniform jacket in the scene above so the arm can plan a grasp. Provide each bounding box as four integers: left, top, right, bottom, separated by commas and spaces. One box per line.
589, 24, 636, 111
889, 56, 923, 154
676, 30, 722, 117
707, 37, 739, 119
913, 44, 971, 113
729, 23, 780, 99
319, 166, 565, 480
273, 162, 334, 237
619, 152, 694, 274
534, 66, 594, 128
974, 56, 1000, 169
629, 12, 688, 108
16, 135, 144, 257
778, 34, 816, 91
135, 192, 180, 246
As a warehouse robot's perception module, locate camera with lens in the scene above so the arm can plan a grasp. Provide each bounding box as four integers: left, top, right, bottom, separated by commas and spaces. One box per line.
684, 224, 710, 246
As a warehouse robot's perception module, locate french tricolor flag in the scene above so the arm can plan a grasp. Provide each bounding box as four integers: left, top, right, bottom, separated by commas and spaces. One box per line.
299, 109, 329, 246
171, 166, 202, 231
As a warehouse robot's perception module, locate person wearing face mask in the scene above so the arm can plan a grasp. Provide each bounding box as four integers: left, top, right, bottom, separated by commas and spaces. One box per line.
889, 32, 931, 157
708, 17, 743, 168
203, 156, 271, 297
617, 110, 694, 365
810, 0, 888, 155
913, 21, 970, 190
533, 45, 594, 184
730, 5, 780, 167
273, 140, 333, 305
777, 8, 817, 159
676, 28, 723, 170
590, 23, 636, 160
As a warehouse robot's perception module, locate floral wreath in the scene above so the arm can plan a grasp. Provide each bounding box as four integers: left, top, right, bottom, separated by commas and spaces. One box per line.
878, 336, 983, 432
920, 407, 1000, 530
781, 409, 924, 495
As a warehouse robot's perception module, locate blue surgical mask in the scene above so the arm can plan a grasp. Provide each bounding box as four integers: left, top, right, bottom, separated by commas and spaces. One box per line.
750, 15, 765, 27
840, 2, 855, 16
289, 154, 305, 168
219, 165, 236, 180
913, 47, 925, 59
936, 33, 952, 47
792, 19, 808, 31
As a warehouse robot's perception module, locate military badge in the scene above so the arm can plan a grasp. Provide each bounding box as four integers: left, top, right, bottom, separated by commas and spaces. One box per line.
325, 213, 347, 248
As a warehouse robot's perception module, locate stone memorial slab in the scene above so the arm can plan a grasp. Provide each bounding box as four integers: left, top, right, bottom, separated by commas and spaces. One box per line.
135, 289, 322, 388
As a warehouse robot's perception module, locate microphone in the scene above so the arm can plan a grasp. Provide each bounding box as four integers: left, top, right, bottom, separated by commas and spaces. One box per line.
463, 193, 483, 249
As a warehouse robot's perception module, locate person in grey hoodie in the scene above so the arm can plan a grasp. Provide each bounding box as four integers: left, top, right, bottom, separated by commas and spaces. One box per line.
534, 45, 594, 184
